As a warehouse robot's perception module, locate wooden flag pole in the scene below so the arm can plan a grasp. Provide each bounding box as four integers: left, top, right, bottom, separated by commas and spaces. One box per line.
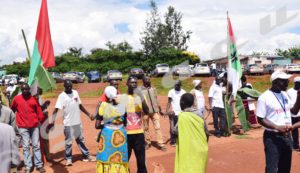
21, 29, 31, 61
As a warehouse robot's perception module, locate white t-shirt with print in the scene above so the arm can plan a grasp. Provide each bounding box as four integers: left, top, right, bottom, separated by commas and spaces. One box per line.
55, 90, 82, 126
168, 89, 186, 116
208, 83, 225, 108
256, 90, 292, 132
287, 88, 300, 117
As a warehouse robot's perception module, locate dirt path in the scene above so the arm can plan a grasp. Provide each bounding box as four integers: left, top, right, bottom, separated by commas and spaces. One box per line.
20, 83, 300, 173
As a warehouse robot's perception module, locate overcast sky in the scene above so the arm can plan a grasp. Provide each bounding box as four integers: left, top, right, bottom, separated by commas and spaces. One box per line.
0, 0, 299, 65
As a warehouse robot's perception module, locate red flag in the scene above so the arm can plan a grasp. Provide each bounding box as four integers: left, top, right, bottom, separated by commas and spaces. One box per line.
35, 0, 55, 67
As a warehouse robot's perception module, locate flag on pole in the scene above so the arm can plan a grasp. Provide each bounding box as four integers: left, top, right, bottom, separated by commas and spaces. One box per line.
227, 13, 242, 98
28, 0, 55, 92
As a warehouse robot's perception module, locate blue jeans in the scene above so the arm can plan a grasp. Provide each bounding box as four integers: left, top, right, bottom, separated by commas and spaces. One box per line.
263, 130, 292, 173
64, 124, 90, 160
19, 127, 43, 169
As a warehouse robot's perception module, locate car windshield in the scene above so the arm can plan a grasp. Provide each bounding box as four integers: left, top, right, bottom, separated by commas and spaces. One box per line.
157, 64, 169, 67
108, 70, 121, 74
65, 72, 76, 75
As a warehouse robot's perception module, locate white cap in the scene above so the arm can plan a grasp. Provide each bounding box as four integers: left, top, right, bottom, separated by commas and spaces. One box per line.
9, 81, 14, 84
270, 71, 292, 82
104, 86, 117, 100
192, 80, 201, 87
294, 76, 300, 83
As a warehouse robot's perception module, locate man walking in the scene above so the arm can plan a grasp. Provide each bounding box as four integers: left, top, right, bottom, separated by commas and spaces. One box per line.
257, 71, 300, 173
287, 76, 300, 151
166, 80, 186, 146
208, 76, 226, 137
49, 80, 95, 166
11, 83, 46, 173
139, 76, 166, 151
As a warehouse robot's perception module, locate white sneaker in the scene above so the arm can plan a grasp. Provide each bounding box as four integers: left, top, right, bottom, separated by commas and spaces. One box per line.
66, 159, 72, 166
82, 156, 96, 162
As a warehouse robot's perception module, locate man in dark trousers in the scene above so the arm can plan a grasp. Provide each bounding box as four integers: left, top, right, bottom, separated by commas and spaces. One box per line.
257, 71, 300, 173
124, 76, 147, 173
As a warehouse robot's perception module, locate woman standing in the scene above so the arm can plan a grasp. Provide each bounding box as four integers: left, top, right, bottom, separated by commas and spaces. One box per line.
95, 86, 129, 173
190, 80, 205, 117
175, 93, 208, 173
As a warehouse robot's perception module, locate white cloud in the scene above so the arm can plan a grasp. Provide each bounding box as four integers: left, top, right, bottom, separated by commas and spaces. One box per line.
0, 0, 300, 65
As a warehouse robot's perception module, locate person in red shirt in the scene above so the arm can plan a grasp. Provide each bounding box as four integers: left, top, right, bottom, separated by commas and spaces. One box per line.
11, 83, 46, 173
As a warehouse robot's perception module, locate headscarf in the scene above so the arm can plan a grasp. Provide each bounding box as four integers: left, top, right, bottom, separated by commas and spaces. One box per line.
192, 80, 201, 88
104, 86, 117, 100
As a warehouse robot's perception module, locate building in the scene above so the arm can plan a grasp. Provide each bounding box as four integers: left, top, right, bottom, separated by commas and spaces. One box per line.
205, 55, 291, 68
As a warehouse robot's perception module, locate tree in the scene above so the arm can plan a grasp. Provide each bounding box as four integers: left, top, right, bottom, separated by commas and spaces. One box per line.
164, 6, 191, 50
275, 47, 300, 59
140, 1, 191, 57
66, 47, 83, 57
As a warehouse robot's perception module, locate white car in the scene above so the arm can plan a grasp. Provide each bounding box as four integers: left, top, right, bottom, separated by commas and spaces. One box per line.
151, 64, 170, 77
1, 74, 19, 85
284, 64, 300, 74
173, 65, 192, 76
193, 63, 211, 76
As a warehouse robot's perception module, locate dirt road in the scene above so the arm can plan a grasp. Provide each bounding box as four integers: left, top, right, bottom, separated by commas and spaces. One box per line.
18, 81, 300, 173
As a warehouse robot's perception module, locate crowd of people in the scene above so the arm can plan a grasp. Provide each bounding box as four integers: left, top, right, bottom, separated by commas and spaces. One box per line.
0, 70, 300, 173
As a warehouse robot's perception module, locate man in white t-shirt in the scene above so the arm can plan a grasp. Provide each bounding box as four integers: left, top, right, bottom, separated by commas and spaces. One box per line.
210, 61, 217, 76
166, 80, 186, 146
257, 71, 300, 173
287, 76, 300, 151
208, 76, 226, 137
49, 80, 95, 166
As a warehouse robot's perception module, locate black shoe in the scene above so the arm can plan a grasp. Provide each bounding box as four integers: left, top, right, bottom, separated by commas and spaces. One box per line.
214, 133, 221, 138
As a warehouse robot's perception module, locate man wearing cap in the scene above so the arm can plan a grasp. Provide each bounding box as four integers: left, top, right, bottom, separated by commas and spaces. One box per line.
190, 79, 205, 116
166, 80, 186, 146
257, 71, 300, 173
287, 76, 300, 151
49, 80, 96, 166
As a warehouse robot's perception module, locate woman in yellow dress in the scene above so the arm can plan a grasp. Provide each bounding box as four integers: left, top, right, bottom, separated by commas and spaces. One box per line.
95, 86, 129, 173
175, 93, 209, 173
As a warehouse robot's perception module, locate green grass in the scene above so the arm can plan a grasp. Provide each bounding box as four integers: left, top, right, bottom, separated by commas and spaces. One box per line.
1, 74, 293, 99
234, 134, 252, 139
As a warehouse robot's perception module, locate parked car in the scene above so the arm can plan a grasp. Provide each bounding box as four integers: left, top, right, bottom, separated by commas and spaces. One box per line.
103, 70, 122, 82
50, 72, 64, 83
63, 72, 81, 83
87, 71, 101, 83
151, 64, 170, 77
76, 72, 85, 83
193, 63, 211, 76
244, 64, 264, 75
264, 64, 278, 74
1, 74, 19, 85
129, 68, 145, 79
172, 65, 192, 76
273, 65, 285, 72
284, 64, 300, 74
